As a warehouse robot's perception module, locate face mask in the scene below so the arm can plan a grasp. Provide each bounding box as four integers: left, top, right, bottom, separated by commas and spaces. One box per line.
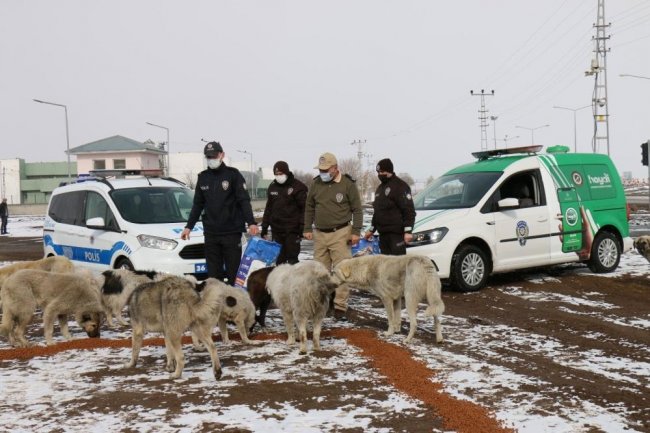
319, 172, 332, 182
275, 174, 288, 184
207, 158, 222, 169
378, 174, 389, 183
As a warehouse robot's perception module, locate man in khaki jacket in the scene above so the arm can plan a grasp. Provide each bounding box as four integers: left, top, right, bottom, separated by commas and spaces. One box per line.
303, 152, 363, 321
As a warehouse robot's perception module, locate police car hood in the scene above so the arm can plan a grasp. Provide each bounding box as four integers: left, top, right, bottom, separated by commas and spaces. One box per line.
413, 209, 471, 232
138, 222, 204, 240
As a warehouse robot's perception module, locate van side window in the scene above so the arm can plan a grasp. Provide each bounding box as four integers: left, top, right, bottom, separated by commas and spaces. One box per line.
48, 191, 86, 225
485, 169, 546, 212
85, 191, 118, 230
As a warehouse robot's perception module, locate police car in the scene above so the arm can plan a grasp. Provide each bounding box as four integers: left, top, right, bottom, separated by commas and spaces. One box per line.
407, 145, 632, 291
43, 170, 206, 276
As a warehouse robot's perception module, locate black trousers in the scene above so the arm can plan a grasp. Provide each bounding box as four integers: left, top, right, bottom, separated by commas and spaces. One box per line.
272, 231, 301, 264
0, 216, 7, 234
204, 232, 242, 285
379, 232, 407, 256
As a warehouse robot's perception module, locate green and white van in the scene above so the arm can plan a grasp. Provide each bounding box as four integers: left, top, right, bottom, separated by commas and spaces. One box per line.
407, 145, 632, 291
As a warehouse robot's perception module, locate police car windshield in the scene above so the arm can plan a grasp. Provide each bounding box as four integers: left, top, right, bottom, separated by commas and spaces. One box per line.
110, 187, 195, 224
414, 172, 502, 210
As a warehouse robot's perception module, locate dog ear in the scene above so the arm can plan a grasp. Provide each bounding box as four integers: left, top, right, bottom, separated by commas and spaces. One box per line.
226, 296, 237, 308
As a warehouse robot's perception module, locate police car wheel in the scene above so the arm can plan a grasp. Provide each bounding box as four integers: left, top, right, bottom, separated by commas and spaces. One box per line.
451, 244, 489, 292
115, 258, 135, 271
588, 231, 620, 273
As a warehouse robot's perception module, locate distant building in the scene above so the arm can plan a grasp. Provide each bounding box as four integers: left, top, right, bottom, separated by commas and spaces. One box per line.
622, 171, 633, 181
0, 158, 78, 204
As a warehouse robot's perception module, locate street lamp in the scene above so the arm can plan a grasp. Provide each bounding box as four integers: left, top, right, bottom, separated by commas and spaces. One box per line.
498, 134, 520, 148
237, 149, 254, 199
33, 99, 71, 182
145, 122, 170, 176
515, 124, 550, 145
553, 105, 591, 153
619, 74, 650, 80
490, 115, 498, 149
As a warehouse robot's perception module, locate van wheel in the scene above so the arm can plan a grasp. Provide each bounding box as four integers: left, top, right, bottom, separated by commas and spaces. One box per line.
588, 232, 620, 273
115, 258, 135, 271
451, 245, 489, 292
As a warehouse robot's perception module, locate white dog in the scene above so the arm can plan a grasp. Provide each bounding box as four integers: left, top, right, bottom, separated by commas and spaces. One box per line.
99, 269, 161, 327
266, 261, 339, 354
333, 255, 444, 343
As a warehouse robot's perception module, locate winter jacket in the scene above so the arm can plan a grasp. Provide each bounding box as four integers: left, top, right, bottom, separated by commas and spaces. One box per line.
370, 175, 416, 234
0, 202, 7, 217
261, 173, 308, 235
185, 163, 255, 235
304, 173, 363, 236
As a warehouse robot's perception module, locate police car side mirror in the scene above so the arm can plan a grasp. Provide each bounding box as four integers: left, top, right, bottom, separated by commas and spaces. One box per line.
86, 217, 106, 230
497, 198, 519, 210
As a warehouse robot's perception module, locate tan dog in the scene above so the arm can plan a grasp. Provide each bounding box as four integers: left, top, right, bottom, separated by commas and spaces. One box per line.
0, 256, 74, 308
634, 236, 650, 262
333, 255, 445, 343
124, 275, 223, 380
266, 261, 339, 354
0, 269, 102, 347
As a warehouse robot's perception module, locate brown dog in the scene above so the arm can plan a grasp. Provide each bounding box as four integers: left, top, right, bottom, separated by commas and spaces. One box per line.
634, 236, 650, 262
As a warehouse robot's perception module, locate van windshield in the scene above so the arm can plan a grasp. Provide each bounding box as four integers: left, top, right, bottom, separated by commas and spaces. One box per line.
414, 172, 502, 210
110, 187, 196, 224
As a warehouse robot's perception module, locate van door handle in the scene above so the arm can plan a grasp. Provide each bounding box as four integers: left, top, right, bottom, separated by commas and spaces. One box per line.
486, 221, 495, 225
537, 217, 548, 222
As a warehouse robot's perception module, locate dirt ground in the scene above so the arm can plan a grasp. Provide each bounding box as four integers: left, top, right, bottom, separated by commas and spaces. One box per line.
1, 236, 649, 432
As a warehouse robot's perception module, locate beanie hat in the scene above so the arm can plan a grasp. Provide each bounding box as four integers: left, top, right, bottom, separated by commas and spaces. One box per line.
273, 161, 290, 174
376, 158, 394, 173
203, 141, 223, 157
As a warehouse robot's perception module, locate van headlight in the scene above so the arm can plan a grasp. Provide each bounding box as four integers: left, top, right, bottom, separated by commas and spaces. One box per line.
137, 234, 178, 250
408, 228, 448, 247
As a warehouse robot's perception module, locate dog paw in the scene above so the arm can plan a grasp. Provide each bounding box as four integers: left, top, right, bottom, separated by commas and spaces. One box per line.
213, 367, 223, 380
123, 362, 135, 369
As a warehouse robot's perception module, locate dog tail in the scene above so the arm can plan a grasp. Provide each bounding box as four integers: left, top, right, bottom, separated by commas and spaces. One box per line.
419, 257, 445, 318
192, 283, 222, 323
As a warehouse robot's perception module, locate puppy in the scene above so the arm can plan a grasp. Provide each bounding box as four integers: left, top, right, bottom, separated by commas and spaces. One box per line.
99, 269, 159, 327
333, 255, 445, 343
125, 275, 222, 380
0, 269, 102, 347
266, 261, 338, 354
634, 236, 650, 262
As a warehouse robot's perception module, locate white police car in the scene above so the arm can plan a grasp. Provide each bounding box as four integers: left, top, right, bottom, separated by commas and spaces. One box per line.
43, 172, 206, 276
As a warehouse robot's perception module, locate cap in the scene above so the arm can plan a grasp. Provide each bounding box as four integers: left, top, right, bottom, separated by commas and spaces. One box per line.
203, 141, 223, 157
376, 158, 394, 173
314, 152, 338, 170
273, 161, 290, 174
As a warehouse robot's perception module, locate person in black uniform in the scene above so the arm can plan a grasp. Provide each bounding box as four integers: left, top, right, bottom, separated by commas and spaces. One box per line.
260, 161, 308, 264
181, 141, 258, 284
364, 158, 416, 255
0, 198, 8, 235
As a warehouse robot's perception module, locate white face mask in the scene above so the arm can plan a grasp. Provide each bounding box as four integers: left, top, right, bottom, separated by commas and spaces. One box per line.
207, 158, 222, 169
275, 174, 288, 184
319, 172, 333, 182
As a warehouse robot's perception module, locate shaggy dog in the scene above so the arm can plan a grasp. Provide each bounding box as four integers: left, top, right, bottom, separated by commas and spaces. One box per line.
99, 269, 159, 327
245, 266, 274, 329
190, 279, 256, 348
266, 261, 339, 354
634, 236, 650, 263
0, 256, 75, 309
0, 269, 102, 347
333, 255, 445, 343
124, 275, 223, 380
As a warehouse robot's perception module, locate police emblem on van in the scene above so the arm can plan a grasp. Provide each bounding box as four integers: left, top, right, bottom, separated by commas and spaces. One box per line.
516, 220, 529, 246
572, 172, 583, 185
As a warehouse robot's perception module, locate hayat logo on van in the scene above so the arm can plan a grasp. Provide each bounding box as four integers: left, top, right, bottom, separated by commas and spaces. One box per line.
588, 173, 611, 187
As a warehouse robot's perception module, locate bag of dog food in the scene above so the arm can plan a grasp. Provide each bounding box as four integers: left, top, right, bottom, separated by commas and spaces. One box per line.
234, 237, 282, 289
351, 236, 381, 257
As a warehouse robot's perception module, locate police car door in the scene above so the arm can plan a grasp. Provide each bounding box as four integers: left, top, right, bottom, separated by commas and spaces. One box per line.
492, 171, 551, 270
80, 191, 123, 271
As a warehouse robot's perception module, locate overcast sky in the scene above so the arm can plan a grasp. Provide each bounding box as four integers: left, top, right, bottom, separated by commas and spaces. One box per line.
1, 0, 649, 181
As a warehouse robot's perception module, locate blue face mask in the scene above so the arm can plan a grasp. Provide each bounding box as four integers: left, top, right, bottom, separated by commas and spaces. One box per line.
319, 172, 332, 182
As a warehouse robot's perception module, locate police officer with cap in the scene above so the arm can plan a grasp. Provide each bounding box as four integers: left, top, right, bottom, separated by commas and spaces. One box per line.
364, 158, 415, 255
182, 141, 258, 284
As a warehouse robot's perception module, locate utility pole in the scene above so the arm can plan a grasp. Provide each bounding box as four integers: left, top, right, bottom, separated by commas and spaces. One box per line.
585, 0, 611, 155
490, 115, 498, 149
351, 139, 368, 200
470, 90, 495, 151
1, 164, 5, 200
